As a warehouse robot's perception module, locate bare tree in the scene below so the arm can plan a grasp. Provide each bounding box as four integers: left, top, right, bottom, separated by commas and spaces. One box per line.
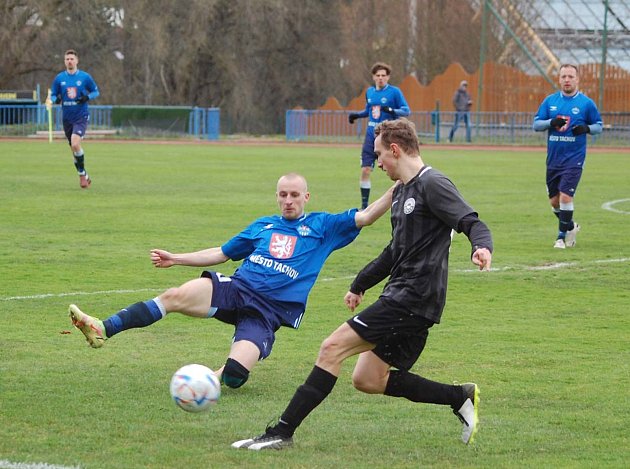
0, 0, 491, 133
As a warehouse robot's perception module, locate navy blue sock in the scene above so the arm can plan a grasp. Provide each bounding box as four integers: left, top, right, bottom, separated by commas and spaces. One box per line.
558, 209, 574, 236
360, 188, 370, 209
103, 300, 164, 337
73, 153, 85, 174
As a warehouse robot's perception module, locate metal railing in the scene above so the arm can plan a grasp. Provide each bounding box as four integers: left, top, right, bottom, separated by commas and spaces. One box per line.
286, 109, 630, 146
0, 104, 220, 140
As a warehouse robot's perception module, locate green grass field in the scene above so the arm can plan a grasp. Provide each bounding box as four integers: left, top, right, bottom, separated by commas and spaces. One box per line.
1, 140, 628, 469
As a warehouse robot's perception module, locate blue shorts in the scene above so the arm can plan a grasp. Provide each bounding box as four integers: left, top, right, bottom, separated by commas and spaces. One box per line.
546, 167, 583, 198
360, 127, 376, 168
63, 116, 89, 145
201, 270, 284, 360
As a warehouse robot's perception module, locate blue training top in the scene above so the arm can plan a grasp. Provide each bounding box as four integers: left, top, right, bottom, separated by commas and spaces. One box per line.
51, 69, 100, 123
356, 84, 410, 136
221, 210, 360, 328
533, 91, 603, 169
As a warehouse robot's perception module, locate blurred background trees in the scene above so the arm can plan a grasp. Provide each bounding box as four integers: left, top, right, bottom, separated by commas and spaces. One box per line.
0, 0, 486, 133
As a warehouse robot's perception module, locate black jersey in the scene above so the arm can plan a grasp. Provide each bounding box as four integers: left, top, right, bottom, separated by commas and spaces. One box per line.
351, 166, 477, 323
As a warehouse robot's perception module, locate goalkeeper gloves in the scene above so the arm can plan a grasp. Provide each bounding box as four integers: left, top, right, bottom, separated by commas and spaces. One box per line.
550, 117, 567, 129
571, 124, 590, 136
76, 95, 89, 104
348, 113, 360, 124
381, 105, 395, 114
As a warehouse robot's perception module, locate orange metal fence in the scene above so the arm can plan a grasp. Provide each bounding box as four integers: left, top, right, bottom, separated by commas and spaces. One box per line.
319, 61, 630, 114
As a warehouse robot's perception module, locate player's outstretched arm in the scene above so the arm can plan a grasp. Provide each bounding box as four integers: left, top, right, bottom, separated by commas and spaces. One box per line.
355, 182, 399, 227
150, 247, 228, 268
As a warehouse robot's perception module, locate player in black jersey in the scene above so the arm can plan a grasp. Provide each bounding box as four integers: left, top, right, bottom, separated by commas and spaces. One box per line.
233, 118, 493, 450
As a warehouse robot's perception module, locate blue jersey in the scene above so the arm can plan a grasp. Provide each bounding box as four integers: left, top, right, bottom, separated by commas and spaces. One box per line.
51, 69, 99, 124
357, 84, 410, 137
221, 210, 360, 328
534, 91, 602, 169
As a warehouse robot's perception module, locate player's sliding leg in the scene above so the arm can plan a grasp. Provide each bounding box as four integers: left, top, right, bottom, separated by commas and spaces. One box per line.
69, 277, 214, 348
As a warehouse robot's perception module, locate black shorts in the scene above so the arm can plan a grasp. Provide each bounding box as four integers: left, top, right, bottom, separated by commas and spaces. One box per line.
346, 297, 434, 371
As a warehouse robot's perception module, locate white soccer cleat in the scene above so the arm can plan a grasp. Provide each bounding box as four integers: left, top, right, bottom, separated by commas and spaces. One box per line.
232, 425, 293, 450
454, 383, 480, 444
564, 223, 580, 247
553, 239, 566, 249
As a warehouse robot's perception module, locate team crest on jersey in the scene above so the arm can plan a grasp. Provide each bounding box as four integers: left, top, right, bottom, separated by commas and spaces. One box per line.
297, 225, 311, 236
403, 198, 416, 214
67, 87, 77, 99
556, 114, 570, 131
269, 233, 297, 259
571, 107, 580, 115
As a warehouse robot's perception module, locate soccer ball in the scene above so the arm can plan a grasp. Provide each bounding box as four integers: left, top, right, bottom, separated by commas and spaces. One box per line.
170, 364, 221, 412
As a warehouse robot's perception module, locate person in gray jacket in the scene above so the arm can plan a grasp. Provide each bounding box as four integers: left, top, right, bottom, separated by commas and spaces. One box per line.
448, 80, 473, 143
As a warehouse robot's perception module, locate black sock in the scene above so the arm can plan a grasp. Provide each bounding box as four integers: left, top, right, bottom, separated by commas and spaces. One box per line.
559, 209, 574, 234
276, 365, 337, 437
384, 369, 465, 408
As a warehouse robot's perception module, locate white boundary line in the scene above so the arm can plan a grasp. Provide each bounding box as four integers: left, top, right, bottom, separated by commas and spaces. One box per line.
2, 257, 628, 302
0, 460, 80, 469
601, 198, 630, 214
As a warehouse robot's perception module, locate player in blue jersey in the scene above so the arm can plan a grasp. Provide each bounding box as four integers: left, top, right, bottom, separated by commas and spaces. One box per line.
349, 62, 410, 209
46, 49, 100, 188
533, 64, 602, 249
68, 173, 395, 390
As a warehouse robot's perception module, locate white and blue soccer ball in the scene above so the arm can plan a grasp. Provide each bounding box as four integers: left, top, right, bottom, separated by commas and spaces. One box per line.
170, 364, 221, 412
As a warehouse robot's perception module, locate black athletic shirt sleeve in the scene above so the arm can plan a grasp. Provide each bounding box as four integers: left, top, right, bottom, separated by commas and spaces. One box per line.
457, 213, 493, 256
349, 243, 394, 294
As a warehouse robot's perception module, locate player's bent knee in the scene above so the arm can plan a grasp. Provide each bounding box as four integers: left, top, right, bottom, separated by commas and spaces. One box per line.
222, 358, 249, 389
352, 375, 380, 394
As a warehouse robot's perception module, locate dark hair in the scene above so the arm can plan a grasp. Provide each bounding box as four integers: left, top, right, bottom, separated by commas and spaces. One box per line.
371, 62, 392, 75
64, 49, 78, 58
374, 118, 419, 155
